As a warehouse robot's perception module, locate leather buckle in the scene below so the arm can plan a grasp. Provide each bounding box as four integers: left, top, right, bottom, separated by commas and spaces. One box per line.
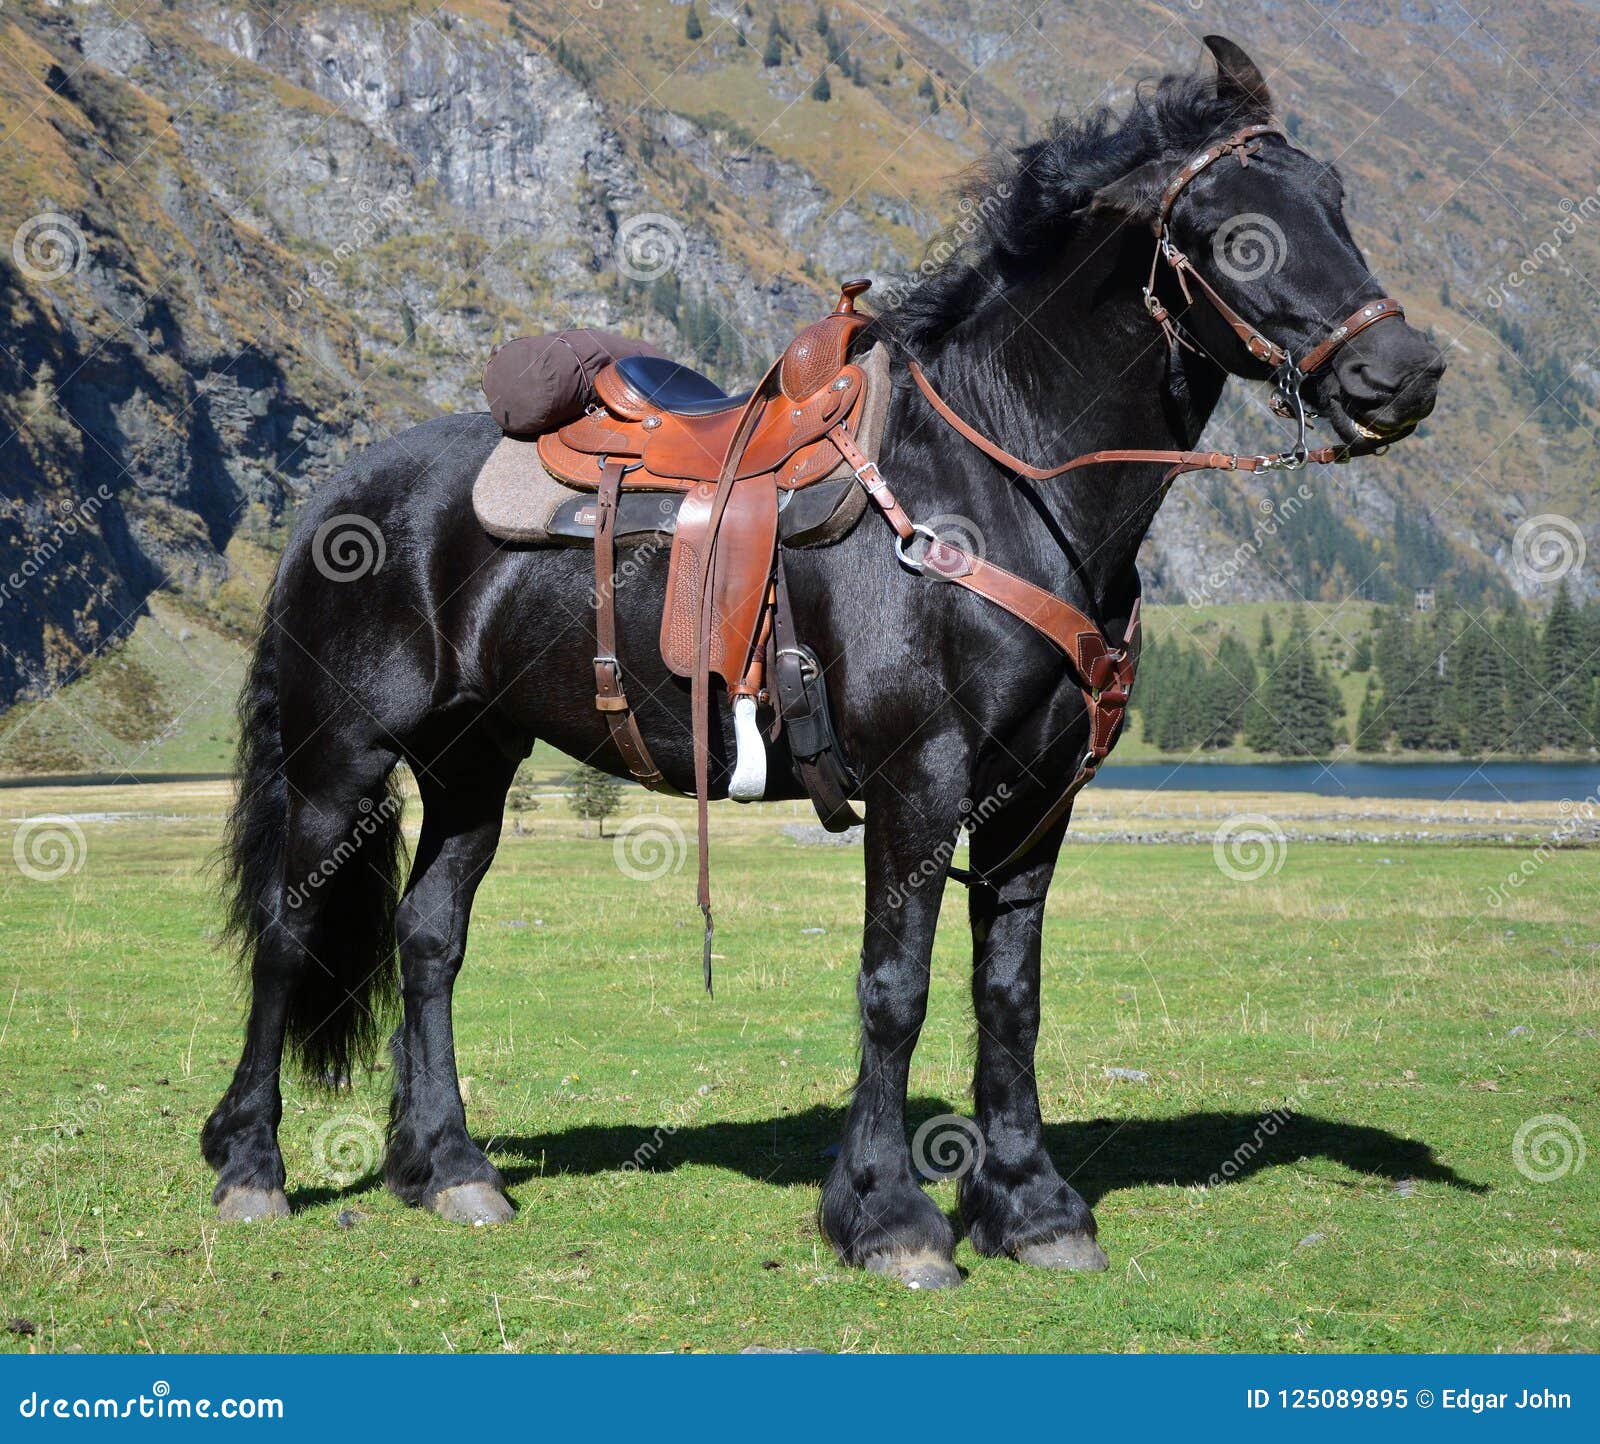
854, 461, 887, 494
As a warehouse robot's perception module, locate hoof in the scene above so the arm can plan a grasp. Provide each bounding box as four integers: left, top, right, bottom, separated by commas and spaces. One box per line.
216, 1186, 290, 1223
1016, 1232, 1109, 1272
431, 1182, 515, 1227
864, 1250, 962, 1290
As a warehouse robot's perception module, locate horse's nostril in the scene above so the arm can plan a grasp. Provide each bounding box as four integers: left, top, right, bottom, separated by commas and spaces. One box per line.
1350, 358, 1406, 395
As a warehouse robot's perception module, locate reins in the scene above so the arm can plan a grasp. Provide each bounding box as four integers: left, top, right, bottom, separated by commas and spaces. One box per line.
831, 122, 1408, 881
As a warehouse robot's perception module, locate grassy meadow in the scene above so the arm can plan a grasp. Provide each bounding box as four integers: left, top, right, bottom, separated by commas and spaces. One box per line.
0, 779, 1595, 1354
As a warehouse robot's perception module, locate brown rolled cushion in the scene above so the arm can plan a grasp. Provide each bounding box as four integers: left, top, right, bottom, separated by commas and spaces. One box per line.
482, 329, 666, 436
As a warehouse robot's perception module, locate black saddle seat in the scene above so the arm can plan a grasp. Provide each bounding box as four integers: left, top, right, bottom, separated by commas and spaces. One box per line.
613, 354, 753, 417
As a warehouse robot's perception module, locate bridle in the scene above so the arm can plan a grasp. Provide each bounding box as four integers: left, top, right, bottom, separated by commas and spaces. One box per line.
817, 122, 1413, 879
908, 121, 1407, 481
1139, 121, 1405, 470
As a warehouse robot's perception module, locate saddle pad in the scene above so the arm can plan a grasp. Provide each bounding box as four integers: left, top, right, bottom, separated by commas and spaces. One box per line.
473, 343, 891, 547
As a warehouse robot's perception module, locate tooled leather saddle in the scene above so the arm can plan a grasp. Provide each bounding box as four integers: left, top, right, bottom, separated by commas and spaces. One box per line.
536, 283, 878, 985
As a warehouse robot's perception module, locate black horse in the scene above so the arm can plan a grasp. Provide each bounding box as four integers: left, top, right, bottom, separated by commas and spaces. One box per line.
203, 38, 1442, 1289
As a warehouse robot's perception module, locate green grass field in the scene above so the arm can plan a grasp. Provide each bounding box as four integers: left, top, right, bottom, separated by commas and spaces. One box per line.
0, 783, 1595, 1354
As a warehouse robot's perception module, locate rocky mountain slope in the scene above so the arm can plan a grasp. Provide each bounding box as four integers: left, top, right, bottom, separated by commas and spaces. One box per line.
2, 0, 1595, 718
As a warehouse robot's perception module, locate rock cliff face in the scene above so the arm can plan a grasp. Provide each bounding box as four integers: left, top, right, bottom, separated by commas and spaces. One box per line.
2, 0, 1595, 708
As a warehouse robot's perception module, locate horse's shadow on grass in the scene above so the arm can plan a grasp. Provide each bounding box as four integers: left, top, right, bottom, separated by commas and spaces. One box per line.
491, 1100, 1487, 1201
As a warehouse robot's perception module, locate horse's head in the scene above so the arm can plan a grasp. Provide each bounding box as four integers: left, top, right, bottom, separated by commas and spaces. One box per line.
1096, 36, 1444, 453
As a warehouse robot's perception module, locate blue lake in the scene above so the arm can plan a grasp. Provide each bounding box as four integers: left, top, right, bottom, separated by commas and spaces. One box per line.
2, 762, 1597, 804
1095, 759, 1599, 802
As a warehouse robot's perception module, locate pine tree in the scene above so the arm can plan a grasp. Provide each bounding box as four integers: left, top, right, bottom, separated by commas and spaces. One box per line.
566, 766, 622, 837
1196, 655, 1237, 749
1257, 613, 1276, 667
1498, 609, 1545, 754
762, 18, 783, 66
1445, 615, 1511, 754
814, 3, 831, 34
1164, 646, 1200, 750
1372, 607, 1429, 750
1449, 623, 1488, 753
1132, 636, 1163, 745
1214, 631, 1256, 739
685, 1, 702, 40
1241, 614, 1278, 751
1356, 678, 1387, 752
1349, 631, 1373, 673
1538, 580, 1587, 750
506, 761, 543, 822
1474, 617, 1513, 751
1413, 614, 1459, 751
1253, 608, 1339, 755
810, 69, 831, 101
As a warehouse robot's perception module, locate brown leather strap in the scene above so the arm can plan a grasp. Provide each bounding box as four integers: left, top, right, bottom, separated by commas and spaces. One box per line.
905, 363, 1343, 478
592, 461, 669, 791
915, 542, 1137, 763
1297, 296, 1406, 375
1156, 252, 1405, 381
1150, 241, 1290, 369
690, 357, 784, 992
988, 601, 1140, 871
1155, 122, 1280, 230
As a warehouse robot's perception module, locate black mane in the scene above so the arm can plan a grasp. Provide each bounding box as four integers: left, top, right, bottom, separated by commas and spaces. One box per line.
887, 71, 1248, 344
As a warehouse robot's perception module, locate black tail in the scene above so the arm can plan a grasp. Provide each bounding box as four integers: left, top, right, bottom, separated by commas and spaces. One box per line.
219, 600, 405, 1085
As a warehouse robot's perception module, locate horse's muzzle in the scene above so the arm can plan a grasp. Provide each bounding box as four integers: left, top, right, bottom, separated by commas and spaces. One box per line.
1330, 322, 1445, 440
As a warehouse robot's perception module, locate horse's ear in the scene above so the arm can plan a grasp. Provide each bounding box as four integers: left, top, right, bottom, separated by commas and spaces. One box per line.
1088, 158, 1170, 224
1204, 35, 1273, 118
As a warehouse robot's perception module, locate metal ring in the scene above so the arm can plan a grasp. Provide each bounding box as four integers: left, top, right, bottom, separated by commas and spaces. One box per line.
894, 524, 941, 571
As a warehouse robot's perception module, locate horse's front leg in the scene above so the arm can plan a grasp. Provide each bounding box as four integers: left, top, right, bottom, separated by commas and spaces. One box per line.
819, 774, 963, 1290
960, 832, 1109, 1271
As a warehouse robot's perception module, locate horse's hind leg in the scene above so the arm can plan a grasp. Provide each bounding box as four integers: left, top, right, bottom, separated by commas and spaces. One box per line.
959, 838, 1107, 1271
384, 746, 518, 1225
204, 744, 402, 1221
